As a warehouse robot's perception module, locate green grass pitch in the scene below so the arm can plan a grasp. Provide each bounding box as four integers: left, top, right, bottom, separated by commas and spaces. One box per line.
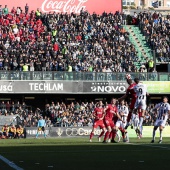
0, 137, 170, 170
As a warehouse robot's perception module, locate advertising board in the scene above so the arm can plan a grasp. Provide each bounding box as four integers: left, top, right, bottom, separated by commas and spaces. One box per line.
1, 0, 122, 14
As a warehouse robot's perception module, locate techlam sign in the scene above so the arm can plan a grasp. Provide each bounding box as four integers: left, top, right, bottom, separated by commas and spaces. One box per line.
2, 0, 122, 14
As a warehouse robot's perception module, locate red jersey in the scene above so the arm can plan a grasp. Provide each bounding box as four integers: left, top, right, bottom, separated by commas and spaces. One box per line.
105, 104, 118, 120
126, 83, 137, 99
93, 107, 104, 120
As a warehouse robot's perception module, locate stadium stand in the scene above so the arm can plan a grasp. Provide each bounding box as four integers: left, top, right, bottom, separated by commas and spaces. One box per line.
0, 5, 147, 73
137, 11, 170, 63
0, 5, 170, 131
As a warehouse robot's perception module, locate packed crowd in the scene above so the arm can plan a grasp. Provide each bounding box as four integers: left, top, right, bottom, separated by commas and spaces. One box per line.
138, 11, 170, 62
1, 100, 170, 128
0, 4, 143, 72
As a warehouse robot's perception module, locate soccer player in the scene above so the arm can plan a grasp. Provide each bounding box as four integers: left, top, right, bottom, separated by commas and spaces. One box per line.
131, 111, 143, 139
133, 78, 149, 138
103, 98, 124, 143
118, 76, 137, 129
35, 116, 47, 139
2, 124, 9, 139
9, 124, 16, 138
151, 96, 170, 143
111, 100, 129, 142
89, 101, 106, 142
16, 125, 24, 138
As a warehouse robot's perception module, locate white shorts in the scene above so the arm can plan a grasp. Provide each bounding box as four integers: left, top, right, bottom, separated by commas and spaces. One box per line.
116, 121, 126, 129
134, 99, 146, 110
133, 118, 139, 128
154, 119, 167, 127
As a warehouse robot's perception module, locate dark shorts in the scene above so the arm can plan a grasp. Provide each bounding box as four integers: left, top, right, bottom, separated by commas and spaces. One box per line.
38, 127, 45, 131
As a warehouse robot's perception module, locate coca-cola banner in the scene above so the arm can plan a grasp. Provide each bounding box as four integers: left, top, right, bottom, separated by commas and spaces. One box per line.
1, 0, 122, 14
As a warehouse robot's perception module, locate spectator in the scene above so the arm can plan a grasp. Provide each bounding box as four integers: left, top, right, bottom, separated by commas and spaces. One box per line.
25, 4, 29, 14
3, 5, 8, 15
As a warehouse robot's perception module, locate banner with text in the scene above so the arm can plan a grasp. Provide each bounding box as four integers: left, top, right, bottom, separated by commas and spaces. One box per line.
0, 81, 77, 93
1, 0, 122, 14
25, 126, 170, 138
83, 82, 128, 93
0, 81, 170, 94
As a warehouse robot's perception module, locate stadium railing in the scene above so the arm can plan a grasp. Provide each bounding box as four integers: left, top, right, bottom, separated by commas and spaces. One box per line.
0, 71, 169, 81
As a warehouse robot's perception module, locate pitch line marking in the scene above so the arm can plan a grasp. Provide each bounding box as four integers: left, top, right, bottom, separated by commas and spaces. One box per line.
0, 155, 24, 170
126, 142, 169, 149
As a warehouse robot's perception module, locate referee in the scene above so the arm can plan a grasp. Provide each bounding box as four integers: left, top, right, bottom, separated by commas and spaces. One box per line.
35, 116, 47, 139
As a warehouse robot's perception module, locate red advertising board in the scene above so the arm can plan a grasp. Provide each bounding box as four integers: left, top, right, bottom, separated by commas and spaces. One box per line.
0, 0, 122, 14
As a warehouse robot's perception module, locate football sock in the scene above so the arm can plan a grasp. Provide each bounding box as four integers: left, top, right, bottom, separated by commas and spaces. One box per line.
99, 131, 105, 138
160, 130, 162, 140
44, 133, 46, 138
152, 129, 156, 140
104, 131, 110, 141
139, 117, 144, 128
127, 111, 132, 123
112, 131, 117, 140
109, 131, 112, 139
139, 125, 143, 135
36, 133, 39, 138
90, 132, 94, 139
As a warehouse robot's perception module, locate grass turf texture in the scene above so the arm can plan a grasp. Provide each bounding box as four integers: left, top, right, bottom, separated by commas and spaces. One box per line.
0, 138, 170, 170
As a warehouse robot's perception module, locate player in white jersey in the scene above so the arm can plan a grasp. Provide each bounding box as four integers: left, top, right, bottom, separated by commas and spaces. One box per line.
115, 100, 129, 142
131, 113, 139, 130
133, 78, 149, 137
151, 96, 170, 143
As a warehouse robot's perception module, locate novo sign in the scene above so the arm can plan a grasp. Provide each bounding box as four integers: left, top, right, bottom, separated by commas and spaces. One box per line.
84, 82, 128, 93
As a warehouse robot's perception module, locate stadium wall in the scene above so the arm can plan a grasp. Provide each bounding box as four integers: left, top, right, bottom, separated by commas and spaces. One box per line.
1, 0, 122, 14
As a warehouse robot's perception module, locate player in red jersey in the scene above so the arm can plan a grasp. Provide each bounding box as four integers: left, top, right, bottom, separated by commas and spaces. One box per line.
89, 101, 106, 142
103, 98, 124, 143
118, 77, 137, 129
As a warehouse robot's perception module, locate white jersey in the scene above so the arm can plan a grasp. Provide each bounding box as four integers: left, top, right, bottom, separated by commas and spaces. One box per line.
118, 105, 128, 122
155, 102, 170, 120
134, 83, 147, 110
134, 83, 147, 100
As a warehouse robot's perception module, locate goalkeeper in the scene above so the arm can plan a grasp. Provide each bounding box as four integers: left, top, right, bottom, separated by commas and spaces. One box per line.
35, 116, 47, 139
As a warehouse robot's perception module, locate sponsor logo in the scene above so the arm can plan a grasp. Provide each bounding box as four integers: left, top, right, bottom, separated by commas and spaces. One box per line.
29, 83, 63, 91
0, 83, 13, 92
56, 128, 63, 136
65, 128, 101, 136
41, 0, 87, 13
26, 130, 50, 135
90, 82, 126, 93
